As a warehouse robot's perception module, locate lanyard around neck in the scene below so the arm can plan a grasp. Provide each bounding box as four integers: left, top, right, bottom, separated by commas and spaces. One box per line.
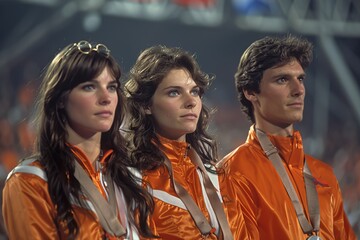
74, 160, 126, 237
255, 128, 320, 236
161, 148, 233, 240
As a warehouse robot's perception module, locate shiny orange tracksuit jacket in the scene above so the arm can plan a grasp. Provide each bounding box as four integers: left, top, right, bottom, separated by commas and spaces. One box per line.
2, 145, 131, 240
141, 135, 244, 240
218, 126, 356, 239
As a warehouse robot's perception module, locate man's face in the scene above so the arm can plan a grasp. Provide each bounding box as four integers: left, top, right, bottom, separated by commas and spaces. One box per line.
245, 58, 306, 134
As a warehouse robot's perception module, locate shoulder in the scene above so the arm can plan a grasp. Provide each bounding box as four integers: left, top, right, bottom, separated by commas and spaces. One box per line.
6, 158, 47, 184
305, 155, 339, 187
3, 158, 51, 204
218, 142, 264, 172
306, 155, 333, 171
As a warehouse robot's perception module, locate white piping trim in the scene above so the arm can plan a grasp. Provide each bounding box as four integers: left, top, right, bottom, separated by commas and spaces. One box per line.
150, 189, 187, 210
7, 159, 100, 218
69, 195, 97, 214
207, 171, 221, 197
115, 185, 140, 240
7, 165, 47, 181
197, 169, 220, 234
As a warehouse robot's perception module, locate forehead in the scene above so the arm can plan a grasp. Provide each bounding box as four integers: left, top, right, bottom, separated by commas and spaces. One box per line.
158, 68, 196, 88
264, 59, 304, 76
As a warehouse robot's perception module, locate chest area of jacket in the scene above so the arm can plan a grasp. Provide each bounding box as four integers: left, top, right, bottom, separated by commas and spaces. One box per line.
235, 150, 334, 226
144, 163, 205, 202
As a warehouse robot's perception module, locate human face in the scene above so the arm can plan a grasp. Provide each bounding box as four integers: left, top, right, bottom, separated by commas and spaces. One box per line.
245, 59, 306, 136
64, 67, 118, 140
146, 68, 202, 142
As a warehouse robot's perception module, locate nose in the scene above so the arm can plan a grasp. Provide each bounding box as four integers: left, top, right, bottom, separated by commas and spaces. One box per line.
184, 93, 197, 109
98, 88, 111, 105
291, 79, 305, 97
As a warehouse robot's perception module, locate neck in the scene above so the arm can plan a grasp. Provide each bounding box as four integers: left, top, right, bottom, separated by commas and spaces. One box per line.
255, 122, 294, 137
66, 125, 102, 164
156, 132, 187, 142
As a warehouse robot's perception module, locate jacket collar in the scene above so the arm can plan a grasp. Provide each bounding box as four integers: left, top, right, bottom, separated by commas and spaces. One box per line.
67, 143, 113, 176
247, 125, 305, 169
156, 134, 191, 165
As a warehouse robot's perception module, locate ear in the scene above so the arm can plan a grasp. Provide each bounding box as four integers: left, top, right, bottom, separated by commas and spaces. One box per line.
243, 89, 257, 102
144, 106, 152, 115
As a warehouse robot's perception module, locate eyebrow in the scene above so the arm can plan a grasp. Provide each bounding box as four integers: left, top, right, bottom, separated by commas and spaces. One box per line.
108, 80, 118, 84
162, 84, 199, 90
86, 79, 118, 84
271, 72, 306, 79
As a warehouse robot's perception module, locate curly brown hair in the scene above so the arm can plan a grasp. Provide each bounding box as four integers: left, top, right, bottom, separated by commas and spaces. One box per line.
125, 45, 218, 171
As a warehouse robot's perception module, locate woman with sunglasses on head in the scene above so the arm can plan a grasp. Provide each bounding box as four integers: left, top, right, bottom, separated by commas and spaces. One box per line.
2, 41, 155, 239
125, 45, 244, 240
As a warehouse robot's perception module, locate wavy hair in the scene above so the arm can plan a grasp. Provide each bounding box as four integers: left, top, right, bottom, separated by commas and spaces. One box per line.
125, 45, 217, 171
33, 41, 154, 238
235, 35, 313, 123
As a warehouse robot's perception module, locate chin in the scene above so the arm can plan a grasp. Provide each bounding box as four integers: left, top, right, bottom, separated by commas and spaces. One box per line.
98, 126, 112, 133
295, 115, 304, 122
289, 113, 303, 122
185, 127, 197, 133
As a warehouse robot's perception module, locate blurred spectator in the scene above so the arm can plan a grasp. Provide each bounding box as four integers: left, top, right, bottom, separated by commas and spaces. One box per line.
7, 78, 36, 157
0, 118, 19, 177
174, 0, 216, 7
0, 64, 37, 239
0, 118, 19, 238
232, 0, 278, 16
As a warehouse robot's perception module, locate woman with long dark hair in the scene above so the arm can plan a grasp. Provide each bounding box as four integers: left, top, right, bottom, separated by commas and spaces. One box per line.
2, 40, 154, 239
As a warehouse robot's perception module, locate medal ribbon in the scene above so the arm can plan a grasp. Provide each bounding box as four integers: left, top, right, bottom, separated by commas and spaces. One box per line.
255, 128, 320, 237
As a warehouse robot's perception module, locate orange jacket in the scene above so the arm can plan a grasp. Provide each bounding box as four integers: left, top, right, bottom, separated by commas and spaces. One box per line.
141, 135, 225, 239
2, 145, 132, 240
218, 126, 356, 240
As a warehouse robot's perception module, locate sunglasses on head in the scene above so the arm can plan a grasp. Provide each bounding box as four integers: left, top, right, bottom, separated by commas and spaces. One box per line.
72, 40, 110, 57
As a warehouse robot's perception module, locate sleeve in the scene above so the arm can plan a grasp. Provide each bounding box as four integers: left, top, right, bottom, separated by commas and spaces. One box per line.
2, 173, 59, 239
219, 170, 251, 240
332, 178, 357, 240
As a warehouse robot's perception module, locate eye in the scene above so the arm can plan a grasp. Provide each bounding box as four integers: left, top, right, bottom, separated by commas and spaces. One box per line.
191, 87, 200, 97
276, 77, 287, 84
298, 76, 305, 82
81, 84, 95, 91
108, 83, 118, 92
168, 89, 180, 97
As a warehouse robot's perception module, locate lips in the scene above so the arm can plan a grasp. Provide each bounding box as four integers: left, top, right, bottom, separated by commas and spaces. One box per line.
287, 102, 303, 106
181, 113, 198, 119
95, 111, 113, 117
287, 102, 303, 109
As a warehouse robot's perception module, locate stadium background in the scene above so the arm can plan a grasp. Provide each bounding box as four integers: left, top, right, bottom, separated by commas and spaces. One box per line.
0, 0, 359, 238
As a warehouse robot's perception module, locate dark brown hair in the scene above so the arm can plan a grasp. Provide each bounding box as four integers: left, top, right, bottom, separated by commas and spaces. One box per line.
235, 35, 313, 123
125, 45, 218, 171
33, 41, 154, 238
